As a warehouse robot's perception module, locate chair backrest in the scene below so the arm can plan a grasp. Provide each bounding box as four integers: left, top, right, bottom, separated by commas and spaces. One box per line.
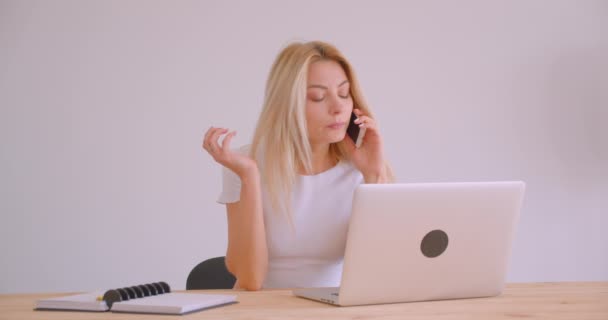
186, 256, 236, 290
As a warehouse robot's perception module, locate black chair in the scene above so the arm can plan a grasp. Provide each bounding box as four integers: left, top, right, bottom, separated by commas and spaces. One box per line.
186, 256, 236, 290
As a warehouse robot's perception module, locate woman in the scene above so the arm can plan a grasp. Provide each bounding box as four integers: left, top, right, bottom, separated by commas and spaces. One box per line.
202, 41, 393, 291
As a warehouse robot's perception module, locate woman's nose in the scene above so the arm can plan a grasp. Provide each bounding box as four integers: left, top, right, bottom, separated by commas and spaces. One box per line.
329, 94, 347, 114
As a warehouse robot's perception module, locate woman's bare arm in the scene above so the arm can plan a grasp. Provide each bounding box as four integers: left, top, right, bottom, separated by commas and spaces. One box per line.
224, 167, 268, 291
202, 127, 268, 291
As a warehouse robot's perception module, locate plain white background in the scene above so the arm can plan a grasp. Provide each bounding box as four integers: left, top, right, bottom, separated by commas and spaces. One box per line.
1, 0, 606, 293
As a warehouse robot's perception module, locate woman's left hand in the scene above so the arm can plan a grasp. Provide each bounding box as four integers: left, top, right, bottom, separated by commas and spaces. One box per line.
343, 108, 387, 183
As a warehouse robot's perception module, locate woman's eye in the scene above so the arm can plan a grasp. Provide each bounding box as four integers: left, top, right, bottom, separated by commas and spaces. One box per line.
311, 96, 325, 102
339, 93, 350, 99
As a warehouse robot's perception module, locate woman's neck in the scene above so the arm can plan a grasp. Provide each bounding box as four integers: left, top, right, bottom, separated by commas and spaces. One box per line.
298, 143, 337, 175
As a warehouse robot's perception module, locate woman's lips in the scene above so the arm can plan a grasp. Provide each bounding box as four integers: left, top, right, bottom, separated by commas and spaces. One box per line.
327, 122, 346, 129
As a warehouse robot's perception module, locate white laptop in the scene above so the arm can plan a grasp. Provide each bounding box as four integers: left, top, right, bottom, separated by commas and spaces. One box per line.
293, 181, 525, 306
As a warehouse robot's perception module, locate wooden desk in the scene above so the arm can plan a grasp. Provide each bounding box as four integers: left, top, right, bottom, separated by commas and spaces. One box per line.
1, 282, 607, 319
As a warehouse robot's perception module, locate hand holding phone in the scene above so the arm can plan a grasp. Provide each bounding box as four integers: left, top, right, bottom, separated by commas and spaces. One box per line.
347, 112, 366, 148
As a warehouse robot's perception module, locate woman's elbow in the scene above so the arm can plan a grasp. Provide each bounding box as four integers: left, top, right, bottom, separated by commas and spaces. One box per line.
225, 257, 266, 290
238, 269, 266, 291
227, 267, 264, 291
239, 279, 263, 291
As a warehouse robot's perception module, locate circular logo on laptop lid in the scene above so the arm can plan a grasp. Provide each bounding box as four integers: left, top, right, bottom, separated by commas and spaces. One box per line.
421, 229, 449, 258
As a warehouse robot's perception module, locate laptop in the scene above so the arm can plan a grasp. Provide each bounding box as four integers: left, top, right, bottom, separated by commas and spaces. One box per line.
293, 181, 525, 306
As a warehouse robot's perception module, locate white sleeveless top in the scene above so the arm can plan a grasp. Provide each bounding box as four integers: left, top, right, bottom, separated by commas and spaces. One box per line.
217, 146, 364, 288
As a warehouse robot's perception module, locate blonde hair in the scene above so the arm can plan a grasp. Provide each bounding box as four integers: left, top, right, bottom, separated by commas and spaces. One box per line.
250, 41, 393, 220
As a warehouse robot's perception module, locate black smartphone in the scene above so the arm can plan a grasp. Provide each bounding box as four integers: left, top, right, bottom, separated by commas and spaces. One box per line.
346, 112, 366, 148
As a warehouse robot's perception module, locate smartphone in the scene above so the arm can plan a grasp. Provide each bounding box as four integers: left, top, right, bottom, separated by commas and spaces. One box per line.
347, 112, 366, 148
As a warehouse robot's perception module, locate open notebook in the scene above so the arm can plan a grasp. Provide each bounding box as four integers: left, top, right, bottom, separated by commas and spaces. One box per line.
34, 282, 237, 315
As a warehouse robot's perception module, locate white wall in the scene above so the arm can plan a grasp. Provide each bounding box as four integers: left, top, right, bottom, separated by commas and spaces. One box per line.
1, 0, 606, 293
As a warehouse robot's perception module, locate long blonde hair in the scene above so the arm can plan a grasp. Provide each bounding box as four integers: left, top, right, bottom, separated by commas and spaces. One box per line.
251, 41, 393, 219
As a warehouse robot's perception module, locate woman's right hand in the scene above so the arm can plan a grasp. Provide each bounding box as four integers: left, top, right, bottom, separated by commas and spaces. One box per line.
202, 127, 258, 178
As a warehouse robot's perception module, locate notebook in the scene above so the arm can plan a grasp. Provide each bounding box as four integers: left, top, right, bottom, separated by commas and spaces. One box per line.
34, 282, 237, 315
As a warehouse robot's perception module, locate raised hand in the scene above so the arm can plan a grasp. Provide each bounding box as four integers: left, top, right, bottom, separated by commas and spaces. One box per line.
343, 109, 386, 182
202, 127, 258, 178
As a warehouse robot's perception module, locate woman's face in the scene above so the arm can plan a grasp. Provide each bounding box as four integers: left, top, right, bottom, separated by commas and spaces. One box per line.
305, 60, 354, 146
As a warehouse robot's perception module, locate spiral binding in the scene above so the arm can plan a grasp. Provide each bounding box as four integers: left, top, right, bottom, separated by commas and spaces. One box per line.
102, 282, 171, 308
